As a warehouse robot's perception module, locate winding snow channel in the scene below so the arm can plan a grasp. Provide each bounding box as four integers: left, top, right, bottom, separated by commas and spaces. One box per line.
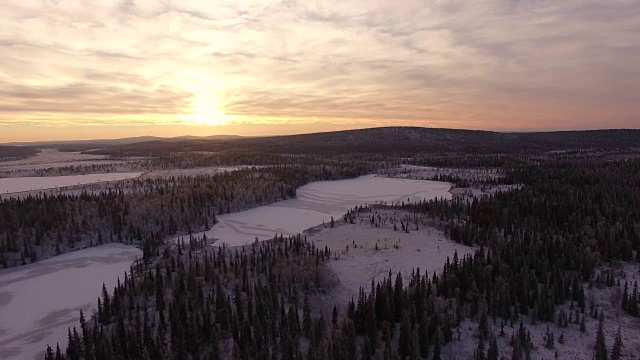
0, 244, 141, 360
0, 174, 451, 360
183, 174, 452, 246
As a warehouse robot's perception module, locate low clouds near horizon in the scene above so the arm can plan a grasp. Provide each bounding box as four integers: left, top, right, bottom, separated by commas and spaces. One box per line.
1, 0, 639, 140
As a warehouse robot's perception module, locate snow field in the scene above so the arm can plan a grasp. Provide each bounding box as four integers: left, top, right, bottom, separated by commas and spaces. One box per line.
0, 172, 144, 194
304, 207, 475, 309
0, 244, 141, 360
184, 175, 453, 247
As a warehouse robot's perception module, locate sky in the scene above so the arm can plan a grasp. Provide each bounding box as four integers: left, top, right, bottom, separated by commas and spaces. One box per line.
1, 0, 639, 142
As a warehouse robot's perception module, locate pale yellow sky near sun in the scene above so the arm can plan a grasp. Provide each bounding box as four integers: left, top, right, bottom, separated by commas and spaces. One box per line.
0, 0, 638, 142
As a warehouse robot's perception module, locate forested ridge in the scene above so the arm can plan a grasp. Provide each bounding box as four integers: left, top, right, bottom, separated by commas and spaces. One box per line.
0, 164, 370, 268
82, 127, 640, 157
0, 145, 38, 161
41, 153, 640, 359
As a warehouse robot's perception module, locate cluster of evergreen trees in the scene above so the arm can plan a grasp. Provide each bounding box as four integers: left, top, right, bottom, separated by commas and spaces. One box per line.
0, 164, 370, 268
0, 148, 382, 178
0, 145, 37, 161
622, 281, 639, 317
46, 235, 342, 360
390, 157, 640, 357
38, 153, 640, 359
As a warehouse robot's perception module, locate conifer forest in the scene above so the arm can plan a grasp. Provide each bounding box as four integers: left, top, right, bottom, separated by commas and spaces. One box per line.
1, 127, 640, 359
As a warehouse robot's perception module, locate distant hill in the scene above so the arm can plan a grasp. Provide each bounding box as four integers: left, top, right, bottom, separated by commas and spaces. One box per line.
2, 134, 244, 147
81, 127, 640, 157
2, 127, 639, 158
0, 145, 39, 161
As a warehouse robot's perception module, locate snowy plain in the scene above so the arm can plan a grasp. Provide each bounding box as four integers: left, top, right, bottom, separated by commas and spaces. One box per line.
0, 172, 144, 194
0, 244, 141, 360
304, 207, 475, 308
182, 175, 453, 247
0, 149, 109, 167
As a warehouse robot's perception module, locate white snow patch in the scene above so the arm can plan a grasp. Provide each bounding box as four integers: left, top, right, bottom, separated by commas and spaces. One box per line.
183, 175, 452, 247
0, 172, 144, 194
0, 149, 109, 167
0, 244, 141, 360
305, 207, 475, 307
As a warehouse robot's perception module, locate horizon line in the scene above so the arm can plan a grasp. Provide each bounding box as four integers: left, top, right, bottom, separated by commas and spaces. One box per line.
2, 125, 640, 146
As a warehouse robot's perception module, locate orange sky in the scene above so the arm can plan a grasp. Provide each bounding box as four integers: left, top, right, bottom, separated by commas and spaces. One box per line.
1, 1, 639, 142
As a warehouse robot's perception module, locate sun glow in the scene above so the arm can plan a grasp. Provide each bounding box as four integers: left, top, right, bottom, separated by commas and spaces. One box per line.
183, 96, 230, 126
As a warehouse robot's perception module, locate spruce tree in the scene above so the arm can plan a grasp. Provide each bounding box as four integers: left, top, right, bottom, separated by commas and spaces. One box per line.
303, 296, 312, 338
594, 316, 608, 360
610, 327, 623, 360
398, 311, 412, 359
487, 337, 499, 360
433, 331, 442, 360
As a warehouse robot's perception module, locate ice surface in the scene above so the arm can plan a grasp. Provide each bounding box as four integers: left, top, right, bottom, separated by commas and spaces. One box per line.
0, 244, 141, 360
186, 175, 452, 247
0, 174, 450, 359
0, 172, 144, 194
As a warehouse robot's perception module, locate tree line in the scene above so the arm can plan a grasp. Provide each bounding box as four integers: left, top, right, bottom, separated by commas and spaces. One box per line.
43, 153, 640, 359
0, 164, 370, 268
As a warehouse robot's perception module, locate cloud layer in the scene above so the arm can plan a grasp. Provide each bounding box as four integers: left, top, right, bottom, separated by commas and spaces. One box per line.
1, 0, 639, 139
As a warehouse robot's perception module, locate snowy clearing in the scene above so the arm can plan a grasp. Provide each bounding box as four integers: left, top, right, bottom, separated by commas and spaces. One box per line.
0, 244, 141, 360
182, 175, 452, 247
0, 172, 144, 194
305, 207, 475, 307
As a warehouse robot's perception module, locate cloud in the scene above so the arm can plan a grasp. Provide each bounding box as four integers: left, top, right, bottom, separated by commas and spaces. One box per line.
0, 0, 638, 136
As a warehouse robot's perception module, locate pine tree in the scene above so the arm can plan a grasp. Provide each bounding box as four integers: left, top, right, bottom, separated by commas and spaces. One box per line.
474, 335, 486, 360
594, 316, 608, 360
629, 282, 639, 316
433, 331, 442, 360
610, 327, 623, 360
410, 326, 420, 360
399, 311, 412, 359
303, 296, 312, 338
55, 343, 64, 360
45, 345, 55, 360
487, 337, 499, 360
558, 332, 565, 345
544, 326, 555, 349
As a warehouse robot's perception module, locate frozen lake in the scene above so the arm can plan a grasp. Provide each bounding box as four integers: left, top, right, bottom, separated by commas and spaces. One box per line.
0, 172, 144, 194
0, 244, 141, 360
186, 175, 452, 247
0, 174, 450, 359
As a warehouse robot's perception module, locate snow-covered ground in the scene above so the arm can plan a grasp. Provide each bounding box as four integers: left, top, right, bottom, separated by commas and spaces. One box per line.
182, 175, 452, 247
0, 149, 111, 170
381, 165, 520, 201
0, 172, 144, 194
0, 244, 141, 360
305, 207, 475, 307
443, 263, 640, 359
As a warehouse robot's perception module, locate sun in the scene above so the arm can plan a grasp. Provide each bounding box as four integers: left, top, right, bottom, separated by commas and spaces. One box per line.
184, 96, 230, 126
